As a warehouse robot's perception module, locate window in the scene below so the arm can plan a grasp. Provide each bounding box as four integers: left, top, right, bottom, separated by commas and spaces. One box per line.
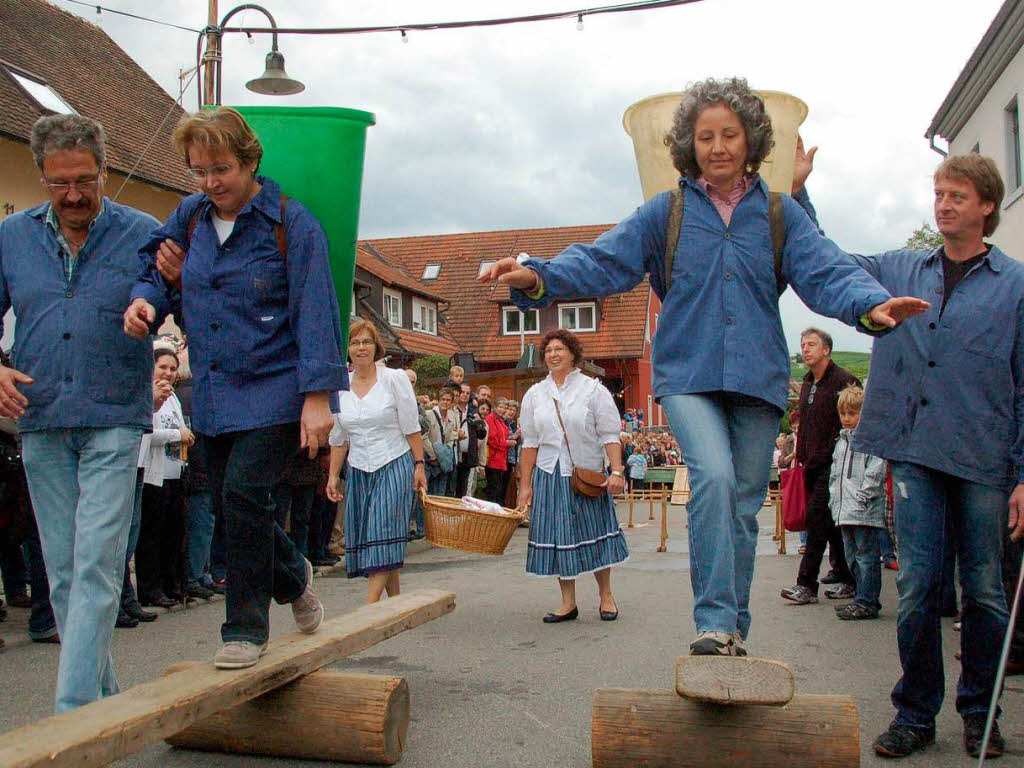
412, 297, 437, 335
350, 290, 357, 316
558, 302, 596, 332
7, 70, 76, 115
382, 288, 402, 326
502, 307, 539, 335
478, 260, 496, 277
1006, 97, 1022, 190
421, 264, 441, 280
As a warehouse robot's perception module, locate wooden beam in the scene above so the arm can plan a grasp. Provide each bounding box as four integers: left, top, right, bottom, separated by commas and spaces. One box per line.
675, 656, 795, 706
0, 589, 454, 768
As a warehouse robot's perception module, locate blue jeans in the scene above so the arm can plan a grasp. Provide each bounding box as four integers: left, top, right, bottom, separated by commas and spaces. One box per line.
21, 427, 143, 712
840, 525, 881, 611
273, 483, 315, 558
879, 526, 895, 560
202, 424, 308, 645
661, 392, 781, 638
185, 490, 215, 584
889, 461, 1008, 729
119, 472, 144, 612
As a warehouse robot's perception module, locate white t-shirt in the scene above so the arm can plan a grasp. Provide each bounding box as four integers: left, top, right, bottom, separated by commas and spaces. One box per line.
211, 214, 235, 245
519, 369, 621, 476
329, 366, 420, 472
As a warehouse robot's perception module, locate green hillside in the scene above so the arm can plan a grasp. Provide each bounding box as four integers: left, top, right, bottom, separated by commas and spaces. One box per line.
791, 351, 871, 382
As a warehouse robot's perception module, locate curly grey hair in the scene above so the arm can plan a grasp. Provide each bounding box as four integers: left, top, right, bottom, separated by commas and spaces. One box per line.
30, 114, 106, 170
663, 77, 773, 179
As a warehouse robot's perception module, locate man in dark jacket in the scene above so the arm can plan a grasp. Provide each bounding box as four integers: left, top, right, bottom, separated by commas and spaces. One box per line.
781, 328, 859, 604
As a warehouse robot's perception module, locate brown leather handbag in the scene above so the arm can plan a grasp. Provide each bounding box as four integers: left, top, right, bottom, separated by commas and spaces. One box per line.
553, 399, 607, 498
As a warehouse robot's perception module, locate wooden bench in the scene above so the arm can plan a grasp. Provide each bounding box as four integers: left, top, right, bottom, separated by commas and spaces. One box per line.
0, 589, 455, 768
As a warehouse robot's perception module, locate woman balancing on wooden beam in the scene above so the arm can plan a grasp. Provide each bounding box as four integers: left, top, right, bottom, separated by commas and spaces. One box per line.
481, 76, 928, 657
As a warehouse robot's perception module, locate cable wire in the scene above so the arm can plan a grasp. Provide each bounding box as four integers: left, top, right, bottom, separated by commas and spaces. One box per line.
61, 0, 202, 33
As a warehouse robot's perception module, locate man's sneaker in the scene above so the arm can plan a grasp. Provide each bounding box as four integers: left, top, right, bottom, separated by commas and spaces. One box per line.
820, 570, 842, 585
214, 641, 267, 669
292, 558, 324, 634
689, 631, 742, 656
780, 585, 818, 604
963, 713, 1004, 758
731, 631, 748, 657
825, 583, 855, 600
873, 722, 935, 758
835, 601, 879, 620
186, 582, 215, 600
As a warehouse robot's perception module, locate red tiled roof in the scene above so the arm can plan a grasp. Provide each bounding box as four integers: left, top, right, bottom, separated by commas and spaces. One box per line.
356, 244, 448, 302
363, 225, 650, 364
392, 327, 460, 358
1, 0, 191, 194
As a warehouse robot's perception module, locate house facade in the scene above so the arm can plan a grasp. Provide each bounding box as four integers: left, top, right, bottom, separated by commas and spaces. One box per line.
363, 225, 660, 422
926, 0, 1024, 256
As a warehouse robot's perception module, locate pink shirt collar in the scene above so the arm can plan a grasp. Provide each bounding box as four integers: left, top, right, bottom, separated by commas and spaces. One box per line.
696, 175, 751, 227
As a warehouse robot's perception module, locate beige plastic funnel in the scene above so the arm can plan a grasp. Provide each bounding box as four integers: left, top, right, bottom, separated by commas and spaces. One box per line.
622, 90, 808, 200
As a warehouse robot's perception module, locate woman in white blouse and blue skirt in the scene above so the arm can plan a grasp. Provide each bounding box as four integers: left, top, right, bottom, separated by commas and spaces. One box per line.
519, 329, 628, 623
326, 320, 427, 603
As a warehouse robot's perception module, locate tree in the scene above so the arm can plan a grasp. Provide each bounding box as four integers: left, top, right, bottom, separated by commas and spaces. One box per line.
905, 221, 944, 250
411, 354, 451, 382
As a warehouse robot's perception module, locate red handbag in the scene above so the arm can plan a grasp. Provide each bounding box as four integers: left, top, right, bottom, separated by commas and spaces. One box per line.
779, 460, 807, 532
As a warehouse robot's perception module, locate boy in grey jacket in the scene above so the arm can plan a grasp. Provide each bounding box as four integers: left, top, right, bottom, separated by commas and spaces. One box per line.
830, 385, 887, 619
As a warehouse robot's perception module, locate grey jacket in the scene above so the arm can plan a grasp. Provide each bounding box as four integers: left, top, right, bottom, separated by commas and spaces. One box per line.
829, 429, 886, 528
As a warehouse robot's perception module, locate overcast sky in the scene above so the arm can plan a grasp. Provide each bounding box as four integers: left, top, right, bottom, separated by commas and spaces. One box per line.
61, 0, 1006, 353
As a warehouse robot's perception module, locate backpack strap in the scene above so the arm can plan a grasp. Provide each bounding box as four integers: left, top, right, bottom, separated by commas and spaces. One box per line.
769, 191, 787, 295
663, 187, 684, 295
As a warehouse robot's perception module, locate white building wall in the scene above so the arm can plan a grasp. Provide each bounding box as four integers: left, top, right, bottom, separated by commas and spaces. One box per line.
948, 45, 1024, 259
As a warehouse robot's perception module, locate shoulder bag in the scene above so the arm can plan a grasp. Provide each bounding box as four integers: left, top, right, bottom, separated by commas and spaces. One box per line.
553, 398, 606, 498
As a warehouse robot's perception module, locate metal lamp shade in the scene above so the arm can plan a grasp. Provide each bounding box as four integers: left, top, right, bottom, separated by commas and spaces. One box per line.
246, 50, 305, 96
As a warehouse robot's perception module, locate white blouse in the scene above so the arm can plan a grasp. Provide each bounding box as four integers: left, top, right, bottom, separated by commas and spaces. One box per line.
520, 369, 621, 476
329, 366, 420, 472
138, 392, 186, 487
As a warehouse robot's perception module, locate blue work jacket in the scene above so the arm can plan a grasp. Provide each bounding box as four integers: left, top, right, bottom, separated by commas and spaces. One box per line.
0, 199, 155, 432
850, 246, 1024, 490
131, 177, 347, 436
511, 177, 891, 412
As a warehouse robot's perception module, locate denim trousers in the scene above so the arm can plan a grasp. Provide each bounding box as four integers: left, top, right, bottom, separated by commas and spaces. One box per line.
185, 490, 215, 584
797, 464, 853, 593
201, 423, 308, 645
119, 472, 145, 612
840, 524, 881, 611
661, 392, 781, 639
21, 427, 142, 712
273, 483, 315, 558
889, 461, 1009, 728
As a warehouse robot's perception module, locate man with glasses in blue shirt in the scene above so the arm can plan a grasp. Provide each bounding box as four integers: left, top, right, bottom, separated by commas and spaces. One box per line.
0, 114, 156, 712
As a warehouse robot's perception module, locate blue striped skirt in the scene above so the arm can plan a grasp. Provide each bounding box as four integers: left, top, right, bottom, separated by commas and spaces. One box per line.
526, 462, 629, 578
344, 451, 413, 578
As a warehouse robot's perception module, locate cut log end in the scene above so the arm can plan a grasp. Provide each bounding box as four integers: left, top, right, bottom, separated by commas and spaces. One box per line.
675, 655, 795, 706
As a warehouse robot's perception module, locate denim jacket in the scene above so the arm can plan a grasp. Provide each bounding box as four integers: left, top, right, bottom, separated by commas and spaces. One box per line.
850, 246, 1024, 490
511, 177, 891, 411
0, 200, 156, 432
131, 178, 347, 435
829, 429, 886, 527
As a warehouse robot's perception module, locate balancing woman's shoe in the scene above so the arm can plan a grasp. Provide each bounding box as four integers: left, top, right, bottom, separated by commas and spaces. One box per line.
543, 606, 578, 624
599, 601, 619, 621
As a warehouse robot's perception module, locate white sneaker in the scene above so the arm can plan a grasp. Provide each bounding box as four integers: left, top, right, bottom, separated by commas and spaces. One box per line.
214, 641, 266, 669
689, 630, 741, 656
292, 558, 324, 634
732, 631, 748, 657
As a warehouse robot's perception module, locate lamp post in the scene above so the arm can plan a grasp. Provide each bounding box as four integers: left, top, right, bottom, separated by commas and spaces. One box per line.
200, 2, 304, 107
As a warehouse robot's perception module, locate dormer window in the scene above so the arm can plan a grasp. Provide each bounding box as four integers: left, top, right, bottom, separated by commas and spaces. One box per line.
383, 288, 402, 326
412, 297, 437, 335
558, 302, 596, 332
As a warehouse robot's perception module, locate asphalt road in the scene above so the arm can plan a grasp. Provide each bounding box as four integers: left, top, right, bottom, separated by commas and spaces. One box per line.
1, 501, 1021, 767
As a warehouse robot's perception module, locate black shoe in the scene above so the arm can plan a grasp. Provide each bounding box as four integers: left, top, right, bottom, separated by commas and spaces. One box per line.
940, 604, 960, 618
599, 601, 619, 621
543, 606, 578, 623
963, 713, 1004, 758
124, 604, 158, 622
820, 570, 842, 585
32, 633, 60, 644
205, 580, 226, 595
7, 591, 32, 608
873, 722, 935, 758
312, 555, 341, 567
186, 583, 215, 600
115, 612, 140, 628
139, 593, 176, 609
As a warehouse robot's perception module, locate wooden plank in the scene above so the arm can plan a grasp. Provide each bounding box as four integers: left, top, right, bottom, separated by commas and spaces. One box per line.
0, 589, 454, 768
657, 487, 669, 552
675, 656, 795, 706
164, 663, 409, 765
592, 689, 859, 768
670, 466, 690, 505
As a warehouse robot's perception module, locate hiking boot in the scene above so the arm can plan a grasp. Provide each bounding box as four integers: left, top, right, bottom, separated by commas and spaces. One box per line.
873, 722, 934, 758
292, 558, 324, 634
732, 631, 748, 657
214, 641, 267, 669
825, 583, 856, 600
780, 585, 818, 604
963, 713, 1004, 758
689, 630, 742, 656
835, 601, 879, 620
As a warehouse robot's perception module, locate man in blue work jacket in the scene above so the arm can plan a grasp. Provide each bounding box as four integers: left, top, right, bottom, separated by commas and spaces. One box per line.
0, 114, 155, 712
854, 155, 1024, 760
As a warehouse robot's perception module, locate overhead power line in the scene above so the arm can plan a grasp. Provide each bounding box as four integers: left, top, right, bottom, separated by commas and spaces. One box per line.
61, 0, 202, 33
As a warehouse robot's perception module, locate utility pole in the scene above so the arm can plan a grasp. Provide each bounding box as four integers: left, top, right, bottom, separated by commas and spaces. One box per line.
202, 0, 220, 107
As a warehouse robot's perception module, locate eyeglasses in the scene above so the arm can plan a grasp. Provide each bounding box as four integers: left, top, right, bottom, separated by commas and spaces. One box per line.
807, 383, 818, 405
186, 164, 236, 182
349, 339, 376, 347
44, 175, 100, 195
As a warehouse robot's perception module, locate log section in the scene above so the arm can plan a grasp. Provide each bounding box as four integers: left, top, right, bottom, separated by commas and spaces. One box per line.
675, 656, 795, 706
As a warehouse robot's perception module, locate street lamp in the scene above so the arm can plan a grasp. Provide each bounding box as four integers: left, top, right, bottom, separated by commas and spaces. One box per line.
202, 3, 304, 107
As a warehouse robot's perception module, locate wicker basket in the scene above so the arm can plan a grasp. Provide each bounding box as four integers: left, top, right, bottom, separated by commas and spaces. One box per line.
419, 491, 526, 555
